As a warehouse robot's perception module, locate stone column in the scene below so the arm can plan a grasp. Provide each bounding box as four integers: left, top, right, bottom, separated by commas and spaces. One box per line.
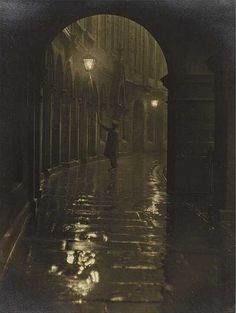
60, 89, 70, 164
163, 73, 215, 193
155, 95, 166, 156
70, 97, 78, 161
51, 87, 60, 166
208, 58, 235, 213
208, 55, 235, 311
31, 59, 45, 200
42, 85, 53, 170
79, 98, 88, 163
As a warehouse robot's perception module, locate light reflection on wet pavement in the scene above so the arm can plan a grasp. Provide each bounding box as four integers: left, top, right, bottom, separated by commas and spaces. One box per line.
1, 155, 220, 313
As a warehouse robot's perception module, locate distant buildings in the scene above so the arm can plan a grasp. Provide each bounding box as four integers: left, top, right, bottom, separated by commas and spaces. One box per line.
42, 15, 168, 170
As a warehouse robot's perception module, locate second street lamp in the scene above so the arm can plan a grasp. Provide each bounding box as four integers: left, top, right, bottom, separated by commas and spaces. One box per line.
151, 99, 159, 108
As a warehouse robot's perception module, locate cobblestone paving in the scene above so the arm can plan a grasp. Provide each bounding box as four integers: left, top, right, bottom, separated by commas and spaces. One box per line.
1, 155, 220, 313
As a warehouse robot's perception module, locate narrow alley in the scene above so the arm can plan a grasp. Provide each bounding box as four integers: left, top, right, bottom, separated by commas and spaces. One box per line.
0, 4, 234, 313
1, 155, 219, 313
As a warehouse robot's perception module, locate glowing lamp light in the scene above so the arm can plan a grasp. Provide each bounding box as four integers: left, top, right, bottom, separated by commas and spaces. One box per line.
151, 99, 159, 108
83, 54, 96, 72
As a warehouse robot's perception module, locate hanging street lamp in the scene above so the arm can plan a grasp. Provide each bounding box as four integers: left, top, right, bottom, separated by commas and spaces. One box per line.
82, 54, 96, 88
83, 54, 96, 72
82, 53, 97, 111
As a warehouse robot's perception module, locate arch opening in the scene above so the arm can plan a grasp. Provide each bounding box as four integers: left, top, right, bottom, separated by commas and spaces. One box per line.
41, 14, 168, 170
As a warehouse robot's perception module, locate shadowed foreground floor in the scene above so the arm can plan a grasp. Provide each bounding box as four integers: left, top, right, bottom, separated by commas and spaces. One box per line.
0, 155, 221, 313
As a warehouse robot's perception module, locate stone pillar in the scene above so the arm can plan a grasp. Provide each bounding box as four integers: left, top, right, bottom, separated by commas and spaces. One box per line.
59, 92, 64, 163
31, 59, 45, 200
163, 73, 215, 193
210, 61, 235, 214
162, 101, 168, 158
49, 92, 53, 167
60, 90, 71, 164
88, 105, 97, 157
70, 97, 78, 161
94, 110, 99, 156
208, 55, 235, 311
155, 98, 165, 155
42, 86, 53, 170
68, 95, 72, 162
51, 87, 60, 166
79, 99, 88, 162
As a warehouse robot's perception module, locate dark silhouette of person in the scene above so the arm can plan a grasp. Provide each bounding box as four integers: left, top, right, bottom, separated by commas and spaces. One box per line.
99, 118, 119, 170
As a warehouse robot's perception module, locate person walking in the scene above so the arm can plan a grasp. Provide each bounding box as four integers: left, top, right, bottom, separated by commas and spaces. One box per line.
98, 117, 119, 170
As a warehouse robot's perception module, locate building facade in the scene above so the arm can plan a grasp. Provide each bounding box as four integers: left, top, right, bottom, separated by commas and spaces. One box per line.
41, 15, 168, 172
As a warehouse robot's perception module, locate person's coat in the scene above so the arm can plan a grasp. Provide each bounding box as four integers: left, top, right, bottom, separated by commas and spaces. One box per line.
104, 128, 119, 159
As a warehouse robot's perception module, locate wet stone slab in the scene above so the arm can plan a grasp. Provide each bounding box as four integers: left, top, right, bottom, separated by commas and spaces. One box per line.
1, 155, 220, 313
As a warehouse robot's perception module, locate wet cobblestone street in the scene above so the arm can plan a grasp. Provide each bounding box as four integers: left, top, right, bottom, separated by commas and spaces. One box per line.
1, 155, 220, 313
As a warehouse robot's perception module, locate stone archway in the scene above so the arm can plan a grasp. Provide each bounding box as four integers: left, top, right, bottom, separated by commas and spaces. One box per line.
0, 0, 233, 213
41, 11, 217, 195
39, 10, 217, 194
